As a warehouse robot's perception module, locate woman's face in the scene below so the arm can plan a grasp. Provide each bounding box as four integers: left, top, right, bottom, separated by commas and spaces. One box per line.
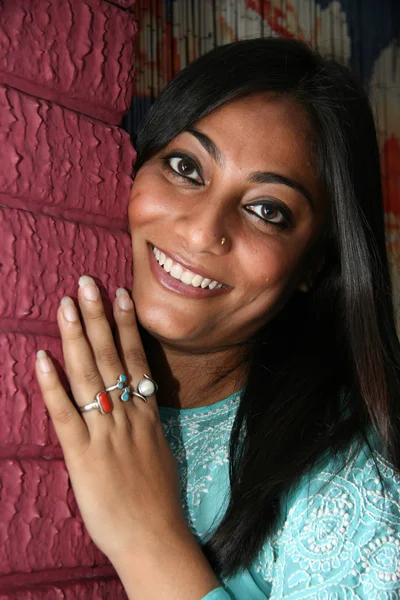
128, 93, 327, 352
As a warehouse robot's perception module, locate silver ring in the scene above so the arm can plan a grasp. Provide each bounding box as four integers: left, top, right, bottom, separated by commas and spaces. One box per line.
80, 401, 99, 413
136, 374, 158, 398
105, 373, 131, 402
79, 390, 113, 415
131, 391, 148, 403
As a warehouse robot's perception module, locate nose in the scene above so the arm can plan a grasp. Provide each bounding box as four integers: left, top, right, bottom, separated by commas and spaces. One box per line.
174, 199, 231, 255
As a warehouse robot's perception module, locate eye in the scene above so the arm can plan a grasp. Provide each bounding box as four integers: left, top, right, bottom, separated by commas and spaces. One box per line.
163, 154, 203, 185
245, 202, 291, 230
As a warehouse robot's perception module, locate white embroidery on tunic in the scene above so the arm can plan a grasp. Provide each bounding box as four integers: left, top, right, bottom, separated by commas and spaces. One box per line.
268, 448, 400, 598
161, 398, 400, 599
160, 394, 241, 539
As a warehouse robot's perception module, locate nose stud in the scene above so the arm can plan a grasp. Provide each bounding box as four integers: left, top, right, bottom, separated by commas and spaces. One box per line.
220, 237, 227, 246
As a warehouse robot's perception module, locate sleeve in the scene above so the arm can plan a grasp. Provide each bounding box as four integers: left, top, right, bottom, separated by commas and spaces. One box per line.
200, 587, 231, 600
269, 446, 400, 598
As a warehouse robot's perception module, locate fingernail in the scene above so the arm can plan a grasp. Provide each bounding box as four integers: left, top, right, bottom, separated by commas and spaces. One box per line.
78, 275, 99, 301
37, 350, 51, 373
61, 296, 78, 322
116, 288, 133, 311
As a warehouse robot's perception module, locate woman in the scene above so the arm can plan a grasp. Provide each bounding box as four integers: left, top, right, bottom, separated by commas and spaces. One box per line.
35, 38, 400, 599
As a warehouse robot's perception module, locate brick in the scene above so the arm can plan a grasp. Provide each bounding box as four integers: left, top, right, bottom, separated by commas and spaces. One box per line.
0, 86, 136, 229
0, 332, 63, 447
0, 458, 109, 575
0, 579, 125, 599
0, 569, 125, 598
0, 0, 136, 124
0, 207, 133, 330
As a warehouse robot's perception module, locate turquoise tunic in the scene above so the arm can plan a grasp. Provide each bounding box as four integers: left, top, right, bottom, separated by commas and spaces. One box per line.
159, 391, 400, 599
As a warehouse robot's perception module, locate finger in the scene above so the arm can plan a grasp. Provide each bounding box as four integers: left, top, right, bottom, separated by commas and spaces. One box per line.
77, 276, 128, 414
114, 288, 158, 410
58, 297, 114, 426
35, 350, 89, 458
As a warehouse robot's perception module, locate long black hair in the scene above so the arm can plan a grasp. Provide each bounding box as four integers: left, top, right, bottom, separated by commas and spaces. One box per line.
134, 38, 400, 577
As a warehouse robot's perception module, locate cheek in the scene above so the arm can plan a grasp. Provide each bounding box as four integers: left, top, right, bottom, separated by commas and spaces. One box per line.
237, 241, 291, 291
128, 178, 177, 233
235, 240, 307, 313
128, 188, 154, 230
127, 195, 140, 234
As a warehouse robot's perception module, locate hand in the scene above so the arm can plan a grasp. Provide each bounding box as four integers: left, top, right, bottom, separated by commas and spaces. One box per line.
35, 275, 186, 565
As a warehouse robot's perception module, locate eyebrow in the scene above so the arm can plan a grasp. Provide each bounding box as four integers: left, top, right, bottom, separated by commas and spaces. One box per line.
248, 172, 314, 209
186, 128, 224, 166
185, 128, 314, 210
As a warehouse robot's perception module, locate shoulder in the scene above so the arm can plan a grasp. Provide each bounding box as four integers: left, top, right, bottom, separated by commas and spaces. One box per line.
262, 437, 400, 598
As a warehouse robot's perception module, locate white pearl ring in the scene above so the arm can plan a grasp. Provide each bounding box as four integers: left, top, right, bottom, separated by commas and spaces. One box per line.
131, 374, 159, 403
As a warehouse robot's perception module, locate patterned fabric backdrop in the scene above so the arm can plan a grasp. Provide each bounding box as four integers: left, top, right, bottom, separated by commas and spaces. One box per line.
124, 0, 400, 324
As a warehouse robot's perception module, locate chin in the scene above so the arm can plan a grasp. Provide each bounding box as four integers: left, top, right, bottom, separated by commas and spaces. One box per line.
134, 301, 213, 347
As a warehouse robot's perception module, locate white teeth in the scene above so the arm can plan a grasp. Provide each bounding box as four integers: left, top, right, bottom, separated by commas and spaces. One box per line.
153, 246, 223, 290
170, 264, 183, 280
181, 271, 195, 285
164, 257, 173, 273
191, 274, 204, 287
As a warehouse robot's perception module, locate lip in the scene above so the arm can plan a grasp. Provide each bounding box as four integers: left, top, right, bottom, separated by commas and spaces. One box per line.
148, 244, 231, 299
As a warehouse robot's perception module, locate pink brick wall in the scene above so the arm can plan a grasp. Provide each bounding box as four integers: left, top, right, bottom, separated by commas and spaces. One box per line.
0, 0, 135, 123
0, 0, 136, 595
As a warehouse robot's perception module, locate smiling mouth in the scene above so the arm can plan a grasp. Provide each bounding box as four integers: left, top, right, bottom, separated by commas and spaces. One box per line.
152, 246, 224, 290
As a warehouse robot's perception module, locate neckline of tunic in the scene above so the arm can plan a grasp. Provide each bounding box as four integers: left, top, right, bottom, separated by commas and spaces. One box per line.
158, 389, 243, 420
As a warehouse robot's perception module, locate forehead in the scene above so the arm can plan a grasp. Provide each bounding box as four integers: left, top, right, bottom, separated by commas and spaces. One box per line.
190, 92, 319, 191
196, 92, 314, 150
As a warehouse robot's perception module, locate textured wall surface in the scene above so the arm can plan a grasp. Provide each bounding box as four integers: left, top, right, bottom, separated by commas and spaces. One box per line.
0, 0, 136, 596
0, 0, 135, 124
0, 86, 135, 229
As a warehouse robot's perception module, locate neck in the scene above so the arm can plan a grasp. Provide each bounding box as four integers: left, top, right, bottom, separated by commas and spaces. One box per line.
141, 329, 251, 410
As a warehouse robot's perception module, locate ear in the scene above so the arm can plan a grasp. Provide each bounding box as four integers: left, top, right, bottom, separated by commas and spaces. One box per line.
296, 255, 325, 293
297, 280, 311, 293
